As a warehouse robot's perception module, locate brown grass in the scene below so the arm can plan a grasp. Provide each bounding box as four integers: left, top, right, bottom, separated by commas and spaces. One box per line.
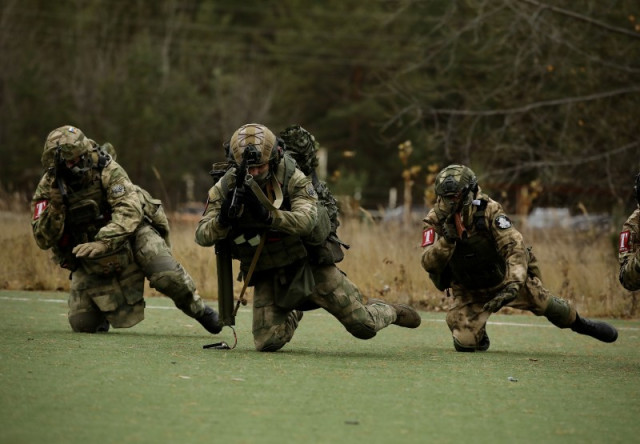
1, 211, 637, 318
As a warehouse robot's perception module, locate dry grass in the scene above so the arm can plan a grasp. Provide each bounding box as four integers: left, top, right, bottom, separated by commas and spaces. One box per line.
1, 211, 637, 318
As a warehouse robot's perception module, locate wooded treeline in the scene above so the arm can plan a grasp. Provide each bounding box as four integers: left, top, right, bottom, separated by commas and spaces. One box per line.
1, 0, 638, 214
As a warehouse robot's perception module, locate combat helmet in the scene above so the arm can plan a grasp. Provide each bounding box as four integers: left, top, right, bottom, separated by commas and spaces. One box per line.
41, 125, 92, 168
434, 164, 478, 207
229, 123, 282, 168
279, 125, 319, 176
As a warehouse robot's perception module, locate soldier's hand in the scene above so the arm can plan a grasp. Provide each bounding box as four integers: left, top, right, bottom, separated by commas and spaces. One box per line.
72, 241, 109, 258
483, 285, 519, 313
244, 190, 272, 225
217, 190, 237, 227
442, 214, 458, 244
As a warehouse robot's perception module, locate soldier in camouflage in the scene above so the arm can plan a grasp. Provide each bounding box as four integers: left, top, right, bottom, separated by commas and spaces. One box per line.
618, 172, 640, 291
196, 123, 421, 352
31, 125, 221, 334
421, 164, 618, 352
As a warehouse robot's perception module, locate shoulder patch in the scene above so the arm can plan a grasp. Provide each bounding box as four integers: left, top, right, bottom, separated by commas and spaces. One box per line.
111, 183, 126, 197
619, 230, 631, 253
422, 227, 435, 247
495, 215, 512, 229
306, 183, 317, 198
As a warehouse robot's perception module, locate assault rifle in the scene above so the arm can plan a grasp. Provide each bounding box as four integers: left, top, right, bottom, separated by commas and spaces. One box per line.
228, 144, 261, 220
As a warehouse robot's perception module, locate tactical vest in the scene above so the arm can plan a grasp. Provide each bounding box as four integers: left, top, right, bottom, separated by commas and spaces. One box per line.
221, 154, 308, 273
447, 200, 506, 290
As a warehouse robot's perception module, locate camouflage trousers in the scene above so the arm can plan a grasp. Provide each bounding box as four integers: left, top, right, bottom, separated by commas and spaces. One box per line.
68, 224, 206, 332
620, 251, 640, 291
252, 264, 396, 352
446, 275, 577, 350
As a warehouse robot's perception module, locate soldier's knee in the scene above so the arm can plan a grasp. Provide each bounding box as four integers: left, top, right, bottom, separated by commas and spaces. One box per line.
254, 336, 287, 352
148, 270, 192, 298
69, 311, 109, 333
452, 333, 490, 352
543, 296, 575, 328
346, 323, 377, 340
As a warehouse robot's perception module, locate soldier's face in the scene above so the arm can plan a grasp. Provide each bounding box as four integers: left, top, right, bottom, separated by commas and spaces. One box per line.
248, 163, 269, 178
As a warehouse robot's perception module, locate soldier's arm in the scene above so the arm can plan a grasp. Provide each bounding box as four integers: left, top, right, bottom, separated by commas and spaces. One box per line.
486, 200, 528, 288
270, 170, 317, 236
618, 208, 640, 290
94, 162, 143, 250
195, 182, 232, 247
420, 209, 456, 274
31, 172, 65, 250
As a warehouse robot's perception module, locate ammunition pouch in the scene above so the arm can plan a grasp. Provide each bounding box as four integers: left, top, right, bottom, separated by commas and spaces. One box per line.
80, 241, 134, 276
448, 235, 506, 290
307, 235, 345, 265
259, 259, 315, 311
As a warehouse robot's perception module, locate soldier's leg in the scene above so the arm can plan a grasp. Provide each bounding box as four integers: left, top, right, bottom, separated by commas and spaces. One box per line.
68, 269, 110, 333
133, 225, 220, 333
514, 276, 617, 342
446, 292, 491, 352
70, 266, 146, 331
309, 265, 402, 340
252, 277, 303, 352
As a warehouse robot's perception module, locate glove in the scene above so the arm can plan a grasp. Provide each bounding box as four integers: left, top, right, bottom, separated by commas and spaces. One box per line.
244, 189, 272, 225
217, 189, 238, 227
483, 285, 519, 313
72, 241, 109, 258
442, 214, 458, 244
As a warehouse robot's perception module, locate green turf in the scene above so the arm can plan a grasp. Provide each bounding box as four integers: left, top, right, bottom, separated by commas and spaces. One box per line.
0, 290, 638, 444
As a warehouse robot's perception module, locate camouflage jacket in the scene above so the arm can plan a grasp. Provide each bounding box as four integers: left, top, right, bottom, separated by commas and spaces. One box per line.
195, 161, 318, 247
618, 207, 640, 290
420, 191, 529, 292
31, 159, 144, 255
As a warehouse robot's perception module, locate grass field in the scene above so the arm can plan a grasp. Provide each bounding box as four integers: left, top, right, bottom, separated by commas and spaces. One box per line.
1, 291, 639, 444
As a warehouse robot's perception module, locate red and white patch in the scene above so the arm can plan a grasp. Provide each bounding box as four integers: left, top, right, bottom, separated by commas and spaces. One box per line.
619, 230, 631, 253
422, 227, 435, 247
33, 200, 48, 220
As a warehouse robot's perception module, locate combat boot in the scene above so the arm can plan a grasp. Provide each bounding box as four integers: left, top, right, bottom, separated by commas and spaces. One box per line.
196, 305, 222, 334
570, 314, 618, 343
368, 299, 422, 328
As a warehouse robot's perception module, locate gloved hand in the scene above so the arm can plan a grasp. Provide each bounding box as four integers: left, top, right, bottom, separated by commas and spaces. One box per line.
217, 189, 238, 227
442, 214, 458, 244
483, 284, 519, 313
244, 189, 272, 225
72, 241, 109, 258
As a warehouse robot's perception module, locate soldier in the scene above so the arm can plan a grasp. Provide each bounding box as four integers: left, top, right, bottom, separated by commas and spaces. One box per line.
31, 125, 221, 334
618, 172, 640, 291
195, 123, 421, 352
420, 164, 618, 352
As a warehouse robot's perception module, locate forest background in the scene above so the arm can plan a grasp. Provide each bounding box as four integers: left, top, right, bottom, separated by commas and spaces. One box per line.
1, 0, 638, 217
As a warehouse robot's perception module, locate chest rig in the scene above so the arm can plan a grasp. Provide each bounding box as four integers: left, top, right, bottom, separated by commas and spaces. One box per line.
221, 155, 308, 274
448, 200, 506, 290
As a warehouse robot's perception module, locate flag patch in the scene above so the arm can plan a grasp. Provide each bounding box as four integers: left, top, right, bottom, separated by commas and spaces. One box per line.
422, 227, 435, 247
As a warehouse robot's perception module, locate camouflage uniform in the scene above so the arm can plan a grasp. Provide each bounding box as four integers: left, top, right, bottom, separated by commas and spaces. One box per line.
421, 164, 617, 351
32, 125, 219, 334
196, 123, 420, 352
619, 208, 640, 290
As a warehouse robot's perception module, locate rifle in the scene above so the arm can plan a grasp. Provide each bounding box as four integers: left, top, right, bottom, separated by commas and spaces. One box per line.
228, 144, 261, 220
450, 184, 471, 240
53, 146, 69, 206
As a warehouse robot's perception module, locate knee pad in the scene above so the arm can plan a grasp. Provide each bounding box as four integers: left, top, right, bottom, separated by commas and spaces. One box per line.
69, 311, 109, 333
543, 296, 574, 328
452, 335, 489, 352
347, 323, 377, 340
